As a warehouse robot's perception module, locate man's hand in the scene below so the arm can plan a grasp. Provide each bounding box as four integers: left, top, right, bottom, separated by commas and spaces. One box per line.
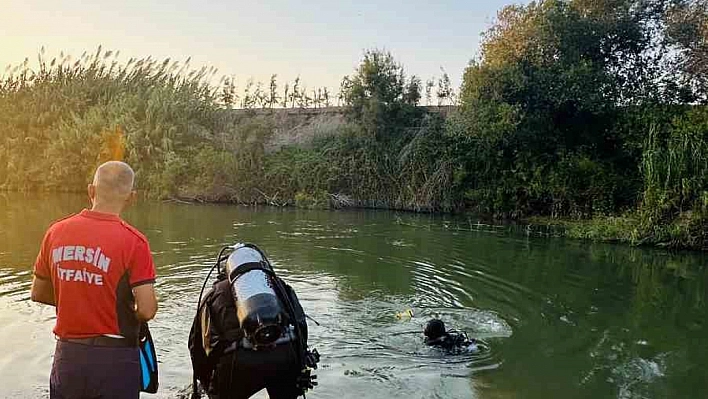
30, 276, 55, 306
133, 284, 157, 322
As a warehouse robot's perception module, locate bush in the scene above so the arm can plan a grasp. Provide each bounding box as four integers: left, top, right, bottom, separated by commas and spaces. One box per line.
294, 191, 330, 209
0, 48, 223, 196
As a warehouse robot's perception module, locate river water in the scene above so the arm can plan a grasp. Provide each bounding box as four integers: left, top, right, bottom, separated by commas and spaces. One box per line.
0, 192, 707, 399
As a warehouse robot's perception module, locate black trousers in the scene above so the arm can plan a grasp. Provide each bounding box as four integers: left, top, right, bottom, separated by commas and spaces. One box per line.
50, 340, 140, 399
209, 343, 302, 399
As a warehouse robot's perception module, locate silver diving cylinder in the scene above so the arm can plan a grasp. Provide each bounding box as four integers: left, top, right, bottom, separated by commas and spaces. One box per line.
225, 244, 285, 348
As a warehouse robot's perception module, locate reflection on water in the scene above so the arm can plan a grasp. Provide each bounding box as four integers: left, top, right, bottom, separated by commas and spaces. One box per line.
0, 192, 707, 398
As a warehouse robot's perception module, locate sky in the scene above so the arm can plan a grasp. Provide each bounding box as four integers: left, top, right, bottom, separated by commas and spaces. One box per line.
0, 0, 523, 93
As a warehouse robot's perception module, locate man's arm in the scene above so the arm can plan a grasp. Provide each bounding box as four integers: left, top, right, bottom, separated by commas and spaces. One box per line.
31, 229, 54, 306
133, 284, 157, 322
30, 276, 55, 306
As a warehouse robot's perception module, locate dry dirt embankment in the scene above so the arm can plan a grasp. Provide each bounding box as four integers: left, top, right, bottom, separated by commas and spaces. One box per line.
232, 106, 455, 149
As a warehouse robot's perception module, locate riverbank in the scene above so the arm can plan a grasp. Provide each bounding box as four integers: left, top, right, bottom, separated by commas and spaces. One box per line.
3, 2, 707, 252
163, 193, 708, 252
172, 190, 708, 251
531, 212, 708, 252
3, 185, 704, 252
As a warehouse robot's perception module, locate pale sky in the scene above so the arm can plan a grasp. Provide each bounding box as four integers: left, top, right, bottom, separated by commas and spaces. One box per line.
1, 0, 524, 93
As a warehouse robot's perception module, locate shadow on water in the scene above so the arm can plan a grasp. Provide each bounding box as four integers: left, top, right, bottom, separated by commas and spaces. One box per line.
0, 193, 707, 398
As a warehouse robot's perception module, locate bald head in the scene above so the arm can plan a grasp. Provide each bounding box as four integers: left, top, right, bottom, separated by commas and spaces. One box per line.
91, 161, 135, 204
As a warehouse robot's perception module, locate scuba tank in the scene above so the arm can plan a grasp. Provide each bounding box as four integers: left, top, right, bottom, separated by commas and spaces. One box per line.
190, 243, 320, 399
225, 243, 285, 348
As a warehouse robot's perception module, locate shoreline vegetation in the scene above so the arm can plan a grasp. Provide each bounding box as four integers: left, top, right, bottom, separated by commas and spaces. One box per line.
1, 0, 707, 251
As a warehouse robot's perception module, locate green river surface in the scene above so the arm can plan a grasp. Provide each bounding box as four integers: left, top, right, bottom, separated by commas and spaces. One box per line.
1, 192, 707, 399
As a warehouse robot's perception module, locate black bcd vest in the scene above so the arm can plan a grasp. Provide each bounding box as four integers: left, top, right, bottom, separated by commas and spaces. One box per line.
188, 275, 308, 392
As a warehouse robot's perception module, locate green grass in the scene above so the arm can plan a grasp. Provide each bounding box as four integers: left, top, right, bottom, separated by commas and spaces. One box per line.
532, 211, 708, 251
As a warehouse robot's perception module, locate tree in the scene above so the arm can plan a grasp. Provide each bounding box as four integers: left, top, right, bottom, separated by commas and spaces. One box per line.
282, 83, 290, 108
220, 76, 237, 108
291, 77, 301, 108
297, 85, 310, 108
339, 49, 424, 138
425, 78, 435, 105
436, 69, 453, 106
242, 79, 255, 109
323, 87, 331, 107
404, 75, 422, 106
340, 50, 405, 116
478, 0, 667, 105
665, 0, 708, 102
455, 0, 665, 217
268, 74, 279, 108
338, 77, 350, 106
254, 82, 266, 108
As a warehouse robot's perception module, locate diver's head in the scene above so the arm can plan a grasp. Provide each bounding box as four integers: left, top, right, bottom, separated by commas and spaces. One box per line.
424, 319, 447, 340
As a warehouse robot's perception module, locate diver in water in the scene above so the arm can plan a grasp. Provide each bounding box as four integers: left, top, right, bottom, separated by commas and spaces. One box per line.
424, 319, 478, 352
189, 243, 319, 399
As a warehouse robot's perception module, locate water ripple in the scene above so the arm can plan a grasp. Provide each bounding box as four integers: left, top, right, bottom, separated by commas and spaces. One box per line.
1, 201, 706, 399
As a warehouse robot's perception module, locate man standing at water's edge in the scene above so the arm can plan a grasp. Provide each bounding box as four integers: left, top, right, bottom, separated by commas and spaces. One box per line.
30, 161, 158, 399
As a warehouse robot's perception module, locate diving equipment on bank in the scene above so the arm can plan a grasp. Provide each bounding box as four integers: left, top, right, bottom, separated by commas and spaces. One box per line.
189, 243, 320, 399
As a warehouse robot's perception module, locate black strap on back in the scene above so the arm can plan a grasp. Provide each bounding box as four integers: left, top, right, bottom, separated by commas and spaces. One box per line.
226, 261, 272, 282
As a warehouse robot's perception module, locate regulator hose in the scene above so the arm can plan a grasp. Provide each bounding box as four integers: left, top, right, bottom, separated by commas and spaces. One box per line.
191, 246, 230, 399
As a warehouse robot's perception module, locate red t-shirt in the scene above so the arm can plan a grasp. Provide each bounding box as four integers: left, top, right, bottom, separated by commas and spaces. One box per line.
33, 209, 156, 340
